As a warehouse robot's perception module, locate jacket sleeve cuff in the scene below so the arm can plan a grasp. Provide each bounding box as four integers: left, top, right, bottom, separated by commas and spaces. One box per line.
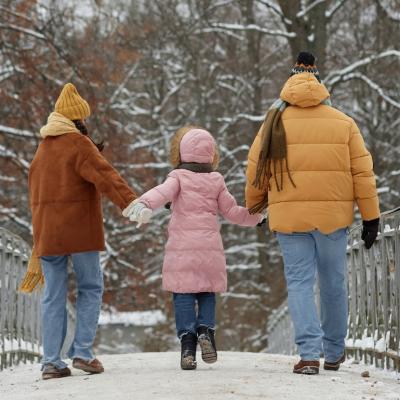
363, 218, 380, 227
138, 198, 152, 210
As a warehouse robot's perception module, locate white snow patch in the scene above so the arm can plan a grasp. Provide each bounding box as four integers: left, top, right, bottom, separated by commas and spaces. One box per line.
0, 338, 42, 353
360, 335, 375, 350
98, 310, 166, 326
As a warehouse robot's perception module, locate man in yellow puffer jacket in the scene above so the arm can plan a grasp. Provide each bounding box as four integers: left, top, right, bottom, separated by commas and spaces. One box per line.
246, 52, 380, 375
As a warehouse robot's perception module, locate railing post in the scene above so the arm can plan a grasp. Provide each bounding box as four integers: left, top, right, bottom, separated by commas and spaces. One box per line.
0, 227, 77, 370
0, 228, 41, 370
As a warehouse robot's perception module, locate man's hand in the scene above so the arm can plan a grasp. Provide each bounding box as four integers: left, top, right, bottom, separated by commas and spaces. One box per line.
361, 218, 379, 249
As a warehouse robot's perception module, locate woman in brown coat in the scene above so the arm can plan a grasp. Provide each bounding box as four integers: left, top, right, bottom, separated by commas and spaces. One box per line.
29, 83, 137, 379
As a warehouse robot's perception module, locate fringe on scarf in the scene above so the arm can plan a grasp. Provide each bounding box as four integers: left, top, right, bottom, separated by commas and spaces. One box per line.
249, 100, 295, 214
19, 246, 44, 293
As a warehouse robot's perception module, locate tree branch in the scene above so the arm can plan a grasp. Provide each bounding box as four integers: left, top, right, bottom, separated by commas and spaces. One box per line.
256, 0, 292, 25
296, 0, 326, 18
0, 23, 46, 40
0, 208, 32, 232
0, 144, 30, 171
209, 22, 296, 38
0, 5, 36, 24
325, 50, 400, 86
376, 0, 400, 22
337, 72, 400, 109
325, 0, 348, 19
0, 125, 37, 139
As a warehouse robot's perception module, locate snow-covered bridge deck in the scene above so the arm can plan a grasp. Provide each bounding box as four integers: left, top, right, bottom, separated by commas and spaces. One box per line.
1, 352, 399, 400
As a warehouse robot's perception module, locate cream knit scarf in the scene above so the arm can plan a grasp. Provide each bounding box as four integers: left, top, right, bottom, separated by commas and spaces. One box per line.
40, 112, 79, 138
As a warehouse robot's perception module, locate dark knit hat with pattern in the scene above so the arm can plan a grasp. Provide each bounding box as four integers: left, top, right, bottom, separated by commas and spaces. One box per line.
290, 52, 321, 82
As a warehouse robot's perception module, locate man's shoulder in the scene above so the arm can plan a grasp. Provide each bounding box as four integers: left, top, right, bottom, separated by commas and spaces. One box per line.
283, 103, 354, 125
320, 104, 354, 123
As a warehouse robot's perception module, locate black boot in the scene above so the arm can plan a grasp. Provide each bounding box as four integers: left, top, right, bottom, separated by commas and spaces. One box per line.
180, 332, 197, 370
197, 326, 217, 364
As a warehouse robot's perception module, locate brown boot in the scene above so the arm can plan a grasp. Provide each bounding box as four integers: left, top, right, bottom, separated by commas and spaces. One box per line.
324, 353, 345, 371
72, 358, 104, 374
42, 364, 72, 380
293, 359, 320, 375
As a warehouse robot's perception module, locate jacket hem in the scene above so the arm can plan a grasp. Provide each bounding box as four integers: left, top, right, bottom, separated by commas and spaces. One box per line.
37, 244, 106, 257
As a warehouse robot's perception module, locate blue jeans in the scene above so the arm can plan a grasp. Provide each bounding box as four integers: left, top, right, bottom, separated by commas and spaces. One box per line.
277, 229, 348, 362
41, 251, 103, 369
173, 293, 216, 338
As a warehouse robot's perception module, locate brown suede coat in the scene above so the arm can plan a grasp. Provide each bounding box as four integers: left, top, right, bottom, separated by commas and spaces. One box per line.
29, 131, 137, 256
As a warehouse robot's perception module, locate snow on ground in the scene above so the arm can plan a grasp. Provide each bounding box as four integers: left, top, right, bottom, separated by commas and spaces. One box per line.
0, 352, 399, 400
98, 309, 166, 326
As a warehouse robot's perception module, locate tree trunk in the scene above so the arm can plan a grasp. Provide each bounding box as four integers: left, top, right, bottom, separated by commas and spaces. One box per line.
242, 0, 287, 308
277, 0, 328, 76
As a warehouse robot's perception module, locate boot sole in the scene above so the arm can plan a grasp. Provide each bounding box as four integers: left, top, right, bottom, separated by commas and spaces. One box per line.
198, 336, 217, 364
324, 364, 340, 371
324, 354, 346, 371
42, 372, 71, 380
293, 366, 319, 375
181, 355, 197, 370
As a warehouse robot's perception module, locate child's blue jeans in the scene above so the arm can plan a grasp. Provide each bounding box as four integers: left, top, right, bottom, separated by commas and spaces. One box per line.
277, 229, 348, 362
173, 292, 216, 338
40, 251, 103, 369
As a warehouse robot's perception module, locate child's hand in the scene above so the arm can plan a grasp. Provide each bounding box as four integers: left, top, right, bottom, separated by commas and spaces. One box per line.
257, 211, 268, 227
128, 202, 153, 227
122, 198, 140, 218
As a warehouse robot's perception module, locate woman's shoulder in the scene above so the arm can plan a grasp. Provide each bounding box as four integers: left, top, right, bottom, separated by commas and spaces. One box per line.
64, 133, 99, 159
65, 132, 94, 146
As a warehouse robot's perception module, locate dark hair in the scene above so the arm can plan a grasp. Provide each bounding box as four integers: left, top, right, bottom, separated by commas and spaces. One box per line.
73, 120, 104, 152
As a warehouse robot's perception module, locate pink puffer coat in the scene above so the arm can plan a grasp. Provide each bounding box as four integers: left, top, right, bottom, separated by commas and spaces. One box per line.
140, 129, 261, 293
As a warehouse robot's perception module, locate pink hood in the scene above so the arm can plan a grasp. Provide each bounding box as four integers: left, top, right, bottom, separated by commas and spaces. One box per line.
180, 129, 215, 164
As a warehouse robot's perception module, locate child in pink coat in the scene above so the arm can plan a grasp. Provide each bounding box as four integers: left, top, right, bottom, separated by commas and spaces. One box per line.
125, 126, 263, 370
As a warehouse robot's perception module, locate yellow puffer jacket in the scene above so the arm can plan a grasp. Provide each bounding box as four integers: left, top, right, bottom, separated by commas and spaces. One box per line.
246, 73, 380, 234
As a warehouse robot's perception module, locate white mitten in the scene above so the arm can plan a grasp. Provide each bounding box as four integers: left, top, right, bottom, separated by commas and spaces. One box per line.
128, 202, 152, 227
122, 198, 140, 218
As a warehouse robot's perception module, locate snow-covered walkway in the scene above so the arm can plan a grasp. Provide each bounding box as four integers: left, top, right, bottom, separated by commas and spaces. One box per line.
1, 352, 399, 400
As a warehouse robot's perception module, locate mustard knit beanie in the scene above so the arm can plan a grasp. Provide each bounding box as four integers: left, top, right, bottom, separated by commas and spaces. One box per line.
55, 83, 91, 120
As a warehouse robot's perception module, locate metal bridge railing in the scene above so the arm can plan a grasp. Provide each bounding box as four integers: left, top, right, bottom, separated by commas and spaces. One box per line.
266, 301, 296, 355
0, 227, 76, 370
346, 207, 400, 371
267, 207, 400, 371
0, 228, 41, 370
